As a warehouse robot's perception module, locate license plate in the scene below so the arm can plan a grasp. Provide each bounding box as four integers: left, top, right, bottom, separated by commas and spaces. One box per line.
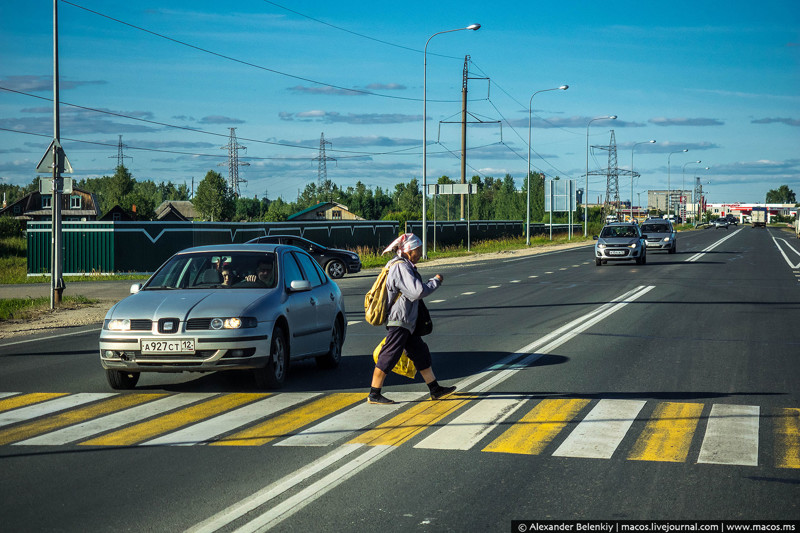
608, 250, 625, 256
140, 339, 195, 354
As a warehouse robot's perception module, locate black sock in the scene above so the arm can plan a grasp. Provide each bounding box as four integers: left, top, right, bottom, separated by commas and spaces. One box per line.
426, 380, 439, 391
370, 387, 381, 397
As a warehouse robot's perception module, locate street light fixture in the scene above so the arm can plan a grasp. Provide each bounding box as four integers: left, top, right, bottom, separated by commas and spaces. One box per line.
630, 140, 656, 220
422, 23, 481, 259
526, 85, 568, 245
667, 149, 688, 216
585, 115, 617, 236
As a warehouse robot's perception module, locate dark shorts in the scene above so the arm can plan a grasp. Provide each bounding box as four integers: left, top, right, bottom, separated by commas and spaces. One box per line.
376, 326, 432, 373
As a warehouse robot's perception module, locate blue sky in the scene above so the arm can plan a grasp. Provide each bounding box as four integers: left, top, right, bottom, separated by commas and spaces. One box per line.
1, 0, 798, 205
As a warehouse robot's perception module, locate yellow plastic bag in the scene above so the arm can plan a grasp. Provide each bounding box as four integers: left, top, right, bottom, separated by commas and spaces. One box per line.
373, 337, 417, 379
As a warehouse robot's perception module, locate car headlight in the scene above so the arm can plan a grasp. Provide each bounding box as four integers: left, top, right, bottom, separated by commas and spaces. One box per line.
662, 237, 671, 242
629, 242, 639, 248
597, 243, 606, 249
210, 317, 257, 330
106, 319, 130, 331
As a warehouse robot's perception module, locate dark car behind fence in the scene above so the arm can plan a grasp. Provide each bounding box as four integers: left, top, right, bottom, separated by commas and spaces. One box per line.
26, 219, 580, 275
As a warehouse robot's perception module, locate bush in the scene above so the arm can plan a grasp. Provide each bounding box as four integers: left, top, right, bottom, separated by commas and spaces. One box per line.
0, 216, 23, 238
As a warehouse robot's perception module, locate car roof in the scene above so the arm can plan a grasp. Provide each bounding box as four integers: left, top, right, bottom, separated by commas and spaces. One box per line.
604, 222, 637, 227
177, 243, 282, 254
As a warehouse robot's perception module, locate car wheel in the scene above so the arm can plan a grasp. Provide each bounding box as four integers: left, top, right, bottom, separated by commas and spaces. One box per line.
106, 369, 139, 390
669, 243, 677, 254
254, 326, 288, 389
325, 259, 346, 279
316, 319, 343, 369
595, 257, 602, 266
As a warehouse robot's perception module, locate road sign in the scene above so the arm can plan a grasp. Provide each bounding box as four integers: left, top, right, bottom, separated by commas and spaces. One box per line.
39, 177, 74, 195
36, 139, 73, 174
427, 183, 475, 195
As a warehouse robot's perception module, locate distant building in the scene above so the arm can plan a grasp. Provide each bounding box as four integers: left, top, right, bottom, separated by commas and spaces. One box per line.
0, 187, 101, 227
154, 201, 199, 221
288, 202, 363, 221
99, 205, 137, 222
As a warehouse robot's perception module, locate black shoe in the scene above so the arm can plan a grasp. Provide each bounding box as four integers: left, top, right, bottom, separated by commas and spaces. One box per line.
430, 385, 456, 400
367, 393, 396, 405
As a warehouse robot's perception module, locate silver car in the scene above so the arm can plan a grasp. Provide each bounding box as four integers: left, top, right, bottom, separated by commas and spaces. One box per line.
99, 244, 346, 390
593, 223, 647, 266
640, 220, 677, 254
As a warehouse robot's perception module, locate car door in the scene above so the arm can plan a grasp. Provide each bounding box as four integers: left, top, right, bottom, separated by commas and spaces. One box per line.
281, 250, 317, 357
293, 251, 335, 353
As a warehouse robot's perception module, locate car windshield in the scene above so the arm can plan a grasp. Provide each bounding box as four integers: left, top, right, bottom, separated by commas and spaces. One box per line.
600, 226, 638, 238
641, 224, 669, 233
145, 252, 278, 290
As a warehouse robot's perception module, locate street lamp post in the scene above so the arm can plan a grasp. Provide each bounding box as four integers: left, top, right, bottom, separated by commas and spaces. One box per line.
585, 115, 617, 236
527, 85, 568, 245
422, 23, 480, 259
630, 140, 656, 220
667, 149, 688, 216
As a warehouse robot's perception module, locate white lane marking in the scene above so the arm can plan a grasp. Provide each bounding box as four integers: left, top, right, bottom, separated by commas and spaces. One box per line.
277, 393, 426, 447
429, 299, 446, 303
347, 320, 361, 326
17, 394, 213, 446
0, 392, 19, 400
232, 445, 396, 533
552, 399, 647, 459
529, 275, 538, 279
545, 271, 554, 274
685, 228, 740, 262
186, 443, 368, 533
487, 286, 501, 289
0, 327, 102, 347
144, 393, 320, 446
697, 404, 760, 466
510, 280, 521, 283
771, 235, 800, 269
0, 393, 115, 429
461, 291, 476, 295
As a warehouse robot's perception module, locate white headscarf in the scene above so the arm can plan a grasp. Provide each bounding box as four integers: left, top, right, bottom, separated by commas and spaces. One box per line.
382, 233, 422, 255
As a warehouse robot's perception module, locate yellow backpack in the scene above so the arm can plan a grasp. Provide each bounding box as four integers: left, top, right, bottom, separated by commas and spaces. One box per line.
364, 259, 402, 326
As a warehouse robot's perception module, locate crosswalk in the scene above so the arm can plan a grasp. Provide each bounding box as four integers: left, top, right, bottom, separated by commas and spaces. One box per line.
0, 390, 798, 468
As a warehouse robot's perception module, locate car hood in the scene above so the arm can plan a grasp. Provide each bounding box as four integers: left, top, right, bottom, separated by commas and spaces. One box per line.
105, 289, 274, 320
598, 237, 639, 246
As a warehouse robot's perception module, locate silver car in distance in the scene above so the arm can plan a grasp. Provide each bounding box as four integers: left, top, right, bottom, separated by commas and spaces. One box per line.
99, 244, 346, 390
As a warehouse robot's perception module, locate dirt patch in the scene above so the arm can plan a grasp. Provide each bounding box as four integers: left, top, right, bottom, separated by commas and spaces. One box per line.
0, 299, 115, 340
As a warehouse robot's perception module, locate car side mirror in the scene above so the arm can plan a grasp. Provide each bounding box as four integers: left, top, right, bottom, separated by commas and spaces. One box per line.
130, 283, 142, 294
593, 235, 599, 240
289, 279, 312, 292
640, 234, 648, 239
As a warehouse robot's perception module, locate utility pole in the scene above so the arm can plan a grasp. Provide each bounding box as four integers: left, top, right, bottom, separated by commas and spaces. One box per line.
51, 0, 64, 308
460, 56, 469, 219
313, 133, 336, 202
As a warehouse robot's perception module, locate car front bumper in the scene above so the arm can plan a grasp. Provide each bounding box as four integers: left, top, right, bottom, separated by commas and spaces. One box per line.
595, 247, 645, 261
99, 331, 271, 373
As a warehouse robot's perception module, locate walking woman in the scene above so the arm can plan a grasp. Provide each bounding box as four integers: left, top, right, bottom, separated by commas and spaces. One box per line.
367, 233, 456, 404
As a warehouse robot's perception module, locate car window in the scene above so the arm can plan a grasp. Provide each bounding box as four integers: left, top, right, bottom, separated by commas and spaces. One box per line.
600, 226, 638, 238
641, 224, 669, 233
283, 252, 305, 290
295, 252, 324, 287
145, 252, 278, 289
286, 238, 311, 251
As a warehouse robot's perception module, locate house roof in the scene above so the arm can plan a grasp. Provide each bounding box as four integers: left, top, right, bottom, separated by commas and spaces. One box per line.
287, 201, 351, 220
155, 200, 199, 220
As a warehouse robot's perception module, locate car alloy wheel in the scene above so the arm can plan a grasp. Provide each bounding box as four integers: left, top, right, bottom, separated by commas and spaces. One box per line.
325, 259, 346, 279
254, 326, 288, 389
316, 319, 343, 369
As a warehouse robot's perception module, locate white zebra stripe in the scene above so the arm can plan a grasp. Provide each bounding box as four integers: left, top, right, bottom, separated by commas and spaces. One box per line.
0, 393, 115, 429
697, 404, 759, 466
552, 399, 646, 459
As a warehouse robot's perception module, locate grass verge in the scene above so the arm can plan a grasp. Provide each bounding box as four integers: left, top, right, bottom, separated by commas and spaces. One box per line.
0, 295, 96, 321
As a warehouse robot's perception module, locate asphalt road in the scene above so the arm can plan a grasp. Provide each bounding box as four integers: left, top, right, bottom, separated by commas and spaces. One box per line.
0, 226, 798, 531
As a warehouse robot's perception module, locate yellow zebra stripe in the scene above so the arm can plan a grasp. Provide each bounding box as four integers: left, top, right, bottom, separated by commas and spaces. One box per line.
211, 393, 363, 447
81, 394, 268, 446
482, 398, 590, 455
628, 402, 703, 462
0, 393, 167, 445
775, 407, 800, 469
0, 393, 69, 413
350, 395, 472, 447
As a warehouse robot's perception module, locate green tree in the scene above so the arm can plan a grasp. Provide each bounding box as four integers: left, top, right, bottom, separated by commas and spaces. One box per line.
193, 170, 235, 221
766, 185, 796, 204
263, 197, 290, 221
393, 178, 422, 216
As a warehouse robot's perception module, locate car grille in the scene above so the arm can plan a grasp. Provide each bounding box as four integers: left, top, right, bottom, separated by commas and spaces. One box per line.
130, 319, 153, 331
186, 318, 212, 330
